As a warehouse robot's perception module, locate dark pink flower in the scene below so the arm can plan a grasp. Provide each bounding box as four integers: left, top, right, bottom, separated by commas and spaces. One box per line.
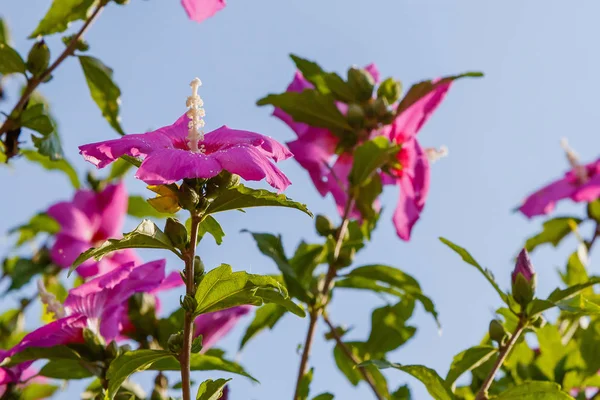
182, 0, 226, 23
0, 260, 169, 373
48, 182, 140, 278
519, 140, 600, 218
194, 305, 252, 351
79, 115, 292, 191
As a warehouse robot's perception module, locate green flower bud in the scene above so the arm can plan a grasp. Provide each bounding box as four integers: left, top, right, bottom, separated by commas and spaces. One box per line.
212, 170, 240, 189
315, 215, 334, 236
488, 319, 508, 344
196, 196, 211, 212
377, 78, 402, 104
180, 294, 198, 313
194, 256, 205, 285
106, 340, 120, 359
26, 40, 50, 77
511, 249, 536, 308
531, 315, 545, 328
347, 67, 375, 102
61, 35, 89, 52
372, 97, 389, 118
346, 103, 365, 129
177, 182, 200, 211
164, 218, 188, 250
337, 247, 356, 269
167, 332, 184, 353
82, 328, 105, 358
120, 344, 132, 353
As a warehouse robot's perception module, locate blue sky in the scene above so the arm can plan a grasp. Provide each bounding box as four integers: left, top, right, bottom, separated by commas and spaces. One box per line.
2, 1, 600, 399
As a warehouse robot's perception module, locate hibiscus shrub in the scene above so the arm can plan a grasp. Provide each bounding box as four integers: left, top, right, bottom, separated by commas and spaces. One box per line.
2, 2, 600, 400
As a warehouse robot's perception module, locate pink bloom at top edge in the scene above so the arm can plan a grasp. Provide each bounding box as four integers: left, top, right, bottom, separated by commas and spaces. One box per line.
47, 182, 140, 278
79, 115, 292, 192
518, 158, 600, 218
182, 0, 226, 23
0, 260, 169, 377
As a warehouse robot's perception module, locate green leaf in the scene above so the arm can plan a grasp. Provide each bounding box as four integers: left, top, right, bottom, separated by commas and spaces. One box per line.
0, 18, 9, 44
21, 149, 80, 188
3, 257, 48, 291
105, 350, 174, 400
298, 368, 313, 400
196, 378, 231, 400
127, 195, 170, 219
240, 303, 286, 349
20, 104, 53, 135
333, 341, 388, 395
555, 294, 600, 315
79, 55, 124, 135
336, 264, 439, 326
6, 346, 82, 365
360, 360, 454, 400
527, 299, 557, 317
289, 54, 355, 102
0, 42, 25, 75
396, 72, 483, 117
32, 130, 64, 161
39, 359, 95, 379
492, 381, 574, 399
257, 90, 352, 132
312, 394, 334, 400
439, 237, 508, 304
561, 248, 590, 287
20, 383, 59, 400
580, 319, 600, 375
445, 346, 497, 387
29, 0, 96, 38
71, 219, 181, 274
148, 352, 258, 382
9, 211, 60, 247
194, 264, 305, 317
547, 278, 600, 304
206, 184, 312, 216
587, 200, 600, 223
524, 217, 582, 253
198, 216, 225, 245
245, 231, 311, 302
290, 242, 326, 284
355, 173, 383, 222
349, 137, 398, 186
366, 300, 416, 355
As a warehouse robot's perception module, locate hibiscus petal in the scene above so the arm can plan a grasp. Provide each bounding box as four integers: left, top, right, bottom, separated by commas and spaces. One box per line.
519, 177, 576, 218
79, 133, 172, 169
204, 126, 292, 161
99, 304, 125, 342
136, 148, 222, 185
151, 271, 185, 294
181, 0, 226, 23
364, 63, 380, 83
50, 234, 93, 269
326, 155, 361, 218
76, 249, 140, 278
194, 306, 252, 351
211, 145, 291, 191
95, 182, 128, 239
47, 202, 94, 241
573, 173, 600, 203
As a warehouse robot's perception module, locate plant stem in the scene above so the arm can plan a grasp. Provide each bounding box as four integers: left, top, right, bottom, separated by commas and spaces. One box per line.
322, 313, 385, 400
588, 222, 600, 252
475, 319, 526, 400
292, 197, 355, 400
0, 1, 106, 138
180, 213, 201, 400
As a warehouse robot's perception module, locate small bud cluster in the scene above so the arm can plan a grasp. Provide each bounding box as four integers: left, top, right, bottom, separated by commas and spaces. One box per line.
186, 78, 206, 153
37, 280, 65, 319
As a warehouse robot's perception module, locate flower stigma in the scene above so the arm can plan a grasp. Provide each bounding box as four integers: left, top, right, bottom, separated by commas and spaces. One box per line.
561, 138, 588, 184
186, 77, 206, 153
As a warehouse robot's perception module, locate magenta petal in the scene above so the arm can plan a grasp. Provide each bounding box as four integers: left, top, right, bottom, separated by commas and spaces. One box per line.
47, 202, 94, 241
194, 306, 252, 351
151, 271, 185, 293
326, 155, 360, 218
79, 133, 172, 169
364, 63, 380, 83
204, 126, 293, 162
212, 145, 291, 191
392, 140, 430, 241
390, 80, 452, 142
95, 182, 128, 239
99, 304, 125, 342
181, 0, 226, 22
572, 174, 600, 202
50, 234, 92, 269
136, 149, 222, 185
76, 249, 140, 278
519, 177, 576, 218
72, 189, 100, 221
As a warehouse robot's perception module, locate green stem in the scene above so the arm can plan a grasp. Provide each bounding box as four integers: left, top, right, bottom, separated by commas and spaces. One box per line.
475, 319, 526, 400
180, 213, 201, 400
0, 0, 106, 138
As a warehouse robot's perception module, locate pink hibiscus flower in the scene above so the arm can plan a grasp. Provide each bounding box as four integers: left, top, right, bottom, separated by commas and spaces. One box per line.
519, 139, 600, 218
0, 260, 169, 374
274, 68, 452, 240
48, 182, 140, 278
0, 366, 50, 399
182, 0, 226, 23
80, 79, 291, 192
194, 305, 252, 351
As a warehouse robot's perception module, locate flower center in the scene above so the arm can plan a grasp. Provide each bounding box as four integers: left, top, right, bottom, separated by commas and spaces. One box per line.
561, 138, 588, 184
186, 77, 206, 154
425, 145, 448, 163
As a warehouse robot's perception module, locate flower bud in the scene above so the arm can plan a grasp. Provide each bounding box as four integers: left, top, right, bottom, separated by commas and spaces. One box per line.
194, 256, 205, 285
336, 247, 356, 269
488, 319, 508, 344
106, 340, 120, 359
167, 331, 184, 353
180, 294, 198, 313
377, 78, 402, 104
372, 97, 390, 118
26, 40, 50, 77
177, 182, 200, 211
315, 215, 334, 236
82, 328, 105, 358
347, 67, 375, 102
164, 218, 188, 250
346, 104, 365, 129
212, 170, 240, 189
511, 249, 536, 307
